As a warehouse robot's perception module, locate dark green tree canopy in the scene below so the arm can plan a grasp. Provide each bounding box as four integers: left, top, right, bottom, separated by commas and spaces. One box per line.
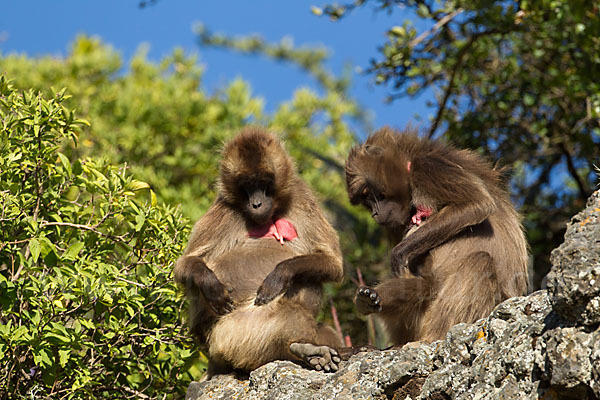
315, 0, 600, 284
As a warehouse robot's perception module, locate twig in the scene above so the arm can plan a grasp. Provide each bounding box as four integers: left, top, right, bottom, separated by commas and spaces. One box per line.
409, 8, 464, 49
121, 386, 150, 399
116, 277, 147, 288
558, 142, 589, 200
356, 267, 365, 286
344, 335, 352, 347
40, 221, 126, 242
427, 28, 506, 138
329, 300, 345, 346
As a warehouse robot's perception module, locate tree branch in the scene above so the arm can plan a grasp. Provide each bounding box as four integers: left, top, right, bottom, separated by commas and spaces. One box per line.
409, 8, 464, 49
558, 142, 589, 200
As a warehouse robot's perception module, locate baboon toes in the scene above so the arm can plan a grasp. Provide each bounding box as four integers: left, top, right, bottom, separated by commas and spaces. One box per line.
355, 286, 382, 314
290, 343, 341, 372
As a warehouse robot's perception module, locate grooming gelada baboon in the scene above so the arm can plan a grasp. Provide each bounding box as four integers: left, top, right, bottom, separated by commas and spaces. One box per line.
175, 127, 344, 379
346, 127, 529, 345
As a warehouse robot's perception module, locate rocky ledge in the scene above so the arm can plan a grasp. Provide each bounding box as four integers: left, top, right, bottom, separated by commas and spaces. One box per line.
187, 191, 600, 400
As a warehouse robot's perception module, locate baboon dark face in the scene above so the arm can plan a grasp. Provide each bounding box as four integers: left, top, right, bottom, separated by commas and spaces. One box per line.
239, 177, 275, 224
356, 184, 411, 231
346, 134, 413, 234
219, 128, 295, 227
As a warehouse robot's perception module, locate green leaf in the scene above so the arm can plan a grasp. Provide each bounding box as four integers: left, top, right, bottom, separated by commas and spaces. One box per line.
126, 180, 150, 191
57, 152, 72, 176
29, 238, 41, 262
134, 213, 146, 231
45, 333, 71, 345
310, 6, 323, 16
59, 349, 71, 368
64, 241, 85, 260
389, 26, 406, 37
33, 348, 53, 368
523, 94, 535, 106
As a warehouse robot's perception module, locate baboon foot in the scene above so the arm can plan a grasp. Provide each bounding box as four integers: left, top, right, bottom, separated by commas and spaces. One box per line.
290, 343, 341, 372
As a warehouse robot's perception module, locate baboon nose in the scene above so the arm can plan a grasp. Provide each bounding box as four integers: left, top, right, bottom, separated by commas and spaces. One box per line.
253, 202, 262, 209
371, 211, 378, 217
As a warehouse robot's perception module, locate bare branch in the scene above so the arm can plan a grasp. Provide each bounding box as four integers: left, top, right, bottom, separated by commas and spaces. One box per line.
409, 8, 464, 49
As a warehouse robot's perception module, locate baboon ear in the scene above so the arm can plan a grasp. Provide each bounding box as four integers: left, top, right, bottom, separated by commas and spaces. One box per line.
365, 145, 383, 157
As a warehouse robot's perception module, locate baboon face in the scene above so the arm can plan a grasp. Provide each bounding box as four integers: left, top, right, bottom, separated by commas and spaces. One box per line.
354, 183, 412, 231
346, 131, 413, 232
219, 128, 295, 226
361, 186, 411, 229
237, 174, 275, 225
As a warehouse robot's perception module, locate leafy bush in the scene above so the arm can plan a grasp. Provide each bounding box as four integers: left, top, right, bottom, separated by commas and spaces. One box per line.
0, 76, 199, 398
0, 36, 389, 348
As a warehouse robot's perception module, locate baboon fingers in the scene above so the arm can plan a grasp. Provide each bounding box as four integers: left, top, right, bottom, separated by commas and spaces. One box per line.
329, 347, 341, 363
207, 294, 234, 316
355, 286, 382, 314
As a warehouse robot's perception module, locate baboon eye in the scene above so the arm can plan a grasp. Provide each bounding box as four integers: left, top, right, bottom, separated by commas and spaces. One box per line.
361, 187, 369, 197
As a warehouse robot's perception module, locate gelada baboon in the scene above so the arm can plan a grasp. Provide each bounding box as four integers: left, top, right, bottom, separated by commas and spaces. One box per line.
345, 127, 529, 345
175, 127, 344, 379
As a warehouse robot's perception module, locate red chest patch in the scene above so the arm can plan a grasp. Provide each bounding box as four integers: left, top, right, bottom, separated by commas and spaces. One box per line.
248, 218, 298, 244
411, 205, 432, 226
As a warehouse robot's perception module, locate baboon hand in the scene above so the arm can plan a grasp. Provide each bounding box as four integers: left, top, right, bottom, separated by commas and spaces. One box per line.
355, 286, 382, 315
290, 343, 341, 372
254, 268, 291, 306
197, 273, 234, 316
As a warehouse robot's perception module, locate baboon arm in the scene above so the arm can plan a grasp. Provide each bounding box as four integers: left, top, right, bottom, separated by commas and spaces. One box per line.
391, 200, 495, 274
183, 200, 245, 259
277, 252, 344, 283
391, 155, 496, 274
255, 252, 343, 305
175, 255, 233, 316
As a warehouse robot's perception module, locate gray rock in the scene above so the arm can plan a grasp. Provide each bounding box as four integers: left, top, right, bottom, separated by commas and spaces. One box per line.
547, 190, 600, 327
186, 190, 600, 400
543, 327, 594, 398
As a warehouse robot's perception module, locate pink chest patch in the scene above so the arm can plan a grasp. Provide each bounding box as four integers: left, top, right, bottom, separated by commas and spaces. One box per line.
248, 218, 298, 244
411, 205, 432, 226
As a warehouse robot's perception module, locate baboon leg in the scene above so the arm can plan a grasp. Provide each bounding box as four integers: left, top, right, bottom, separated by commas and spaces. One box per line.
419, 251, 501, 342
289, 343, 341, 372
209, 300, 327, 372
189, 296, 217, 343
202, 358, 232, 381
316, 323, 343, 348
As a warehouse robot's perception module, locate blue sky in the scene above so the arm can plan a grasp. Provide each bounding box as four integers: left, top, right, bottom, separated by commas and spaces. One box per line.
0, 0, 434, 137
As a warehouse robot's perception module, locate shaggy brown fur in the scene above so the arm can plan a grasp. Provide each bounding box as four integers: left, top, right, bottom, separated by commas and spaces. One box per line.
346, 127, 529, 345
175, 127, 344, 379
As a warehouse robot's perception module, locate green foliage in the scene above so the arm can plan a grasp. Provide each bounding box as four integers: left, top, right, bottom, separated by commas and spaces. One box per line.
317, 0, 600, 285
0, 35, 387, 264
0, 35, 390, 394
0, 77, 198, 398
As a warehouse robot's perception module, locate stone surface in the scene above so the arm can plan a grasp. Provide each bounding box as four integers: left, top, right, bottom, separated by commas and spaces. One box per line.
547, 190, 600, 327
187, 190, 600, 400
